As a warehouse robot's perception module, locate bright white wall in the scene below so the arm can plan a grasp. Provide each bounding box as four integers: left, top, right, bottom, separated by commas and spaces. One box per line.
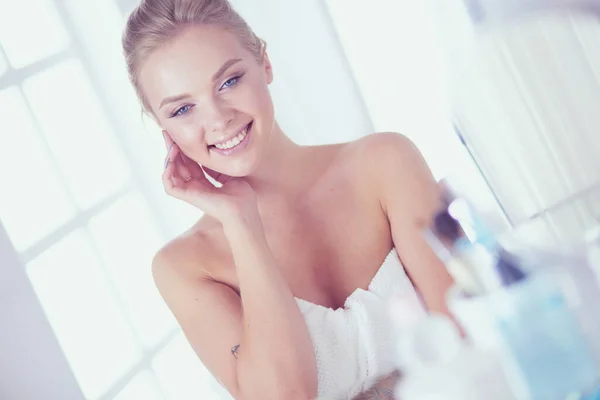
229, 0, 373, 146
325, 0, 509, 229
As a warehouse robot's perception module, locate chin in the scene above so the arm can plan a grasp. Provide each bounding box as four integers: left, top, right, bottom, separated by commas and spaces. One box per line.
214, 122, 270, 178
222, 157, 259, 178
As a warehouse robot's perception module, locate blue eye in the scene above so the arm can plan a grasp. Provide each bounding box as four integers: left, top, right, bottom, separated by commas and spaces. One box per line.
171, 105, 192, 118
220, 75, 241, 90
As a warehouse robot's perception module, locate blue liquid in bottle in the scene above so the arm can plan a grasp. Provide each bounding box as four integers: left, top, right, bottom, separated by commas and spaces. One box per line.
495, 274, 599, 400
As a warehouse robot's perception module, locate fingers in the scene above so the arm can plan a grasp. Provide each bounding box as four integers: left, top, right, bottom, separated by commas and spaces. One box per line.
163, 130, 186, 178
170, 144, 193, 181
162, 152, 177, 194
163, 150, 192, 194
162, 132, 201, 181
161, 132, 222, 201
163, 143, 213, 190
163, 140, 182, 190
163, 150, 218, 208
178, 149, 205, 177
162, 137, 191, 181
163, 135, 175, 171
162, 130, 173, 149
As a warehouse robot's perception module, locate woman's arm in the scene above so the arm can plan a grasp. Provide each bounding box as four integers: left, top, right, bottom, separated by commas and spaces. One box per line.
364, 132, 455, 315
225, 215, 318, 399
349, 133, 454, 400
153, 217, 317, 400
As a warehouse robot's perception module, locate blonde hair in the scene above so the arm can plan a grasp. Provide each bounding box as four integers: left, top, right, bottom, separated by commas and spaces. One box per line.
122, 0, 265, 113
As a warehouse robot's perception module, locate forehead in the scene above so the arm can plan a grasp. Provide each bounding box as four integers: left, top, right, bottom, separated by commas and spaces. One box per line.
139, 25, 251, 110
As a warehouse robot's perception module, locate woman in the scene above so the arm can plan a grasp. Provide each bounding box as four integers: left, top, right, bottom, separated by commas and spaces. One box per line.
122, 0, 454, 399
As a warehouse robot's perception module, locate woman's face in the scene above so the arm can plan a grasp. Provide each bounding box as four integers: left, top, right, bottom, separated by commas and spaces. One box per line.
139, 25, 275, 177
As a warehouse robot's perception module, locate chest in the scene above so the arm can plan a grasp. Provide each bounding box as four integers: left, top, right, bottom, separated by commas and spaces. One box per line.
216, 179, 394, 309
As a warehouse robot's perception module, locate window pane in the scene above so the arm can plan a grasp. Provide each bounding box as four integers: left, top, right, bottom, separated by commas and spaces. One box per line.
27, 229, 142, 400
0, 87, 76, 251
22, 60, 131, 210
0, 0, 70, 68
0, 48, 7, 76
88, 192, 177, 347
114, 370, 164, 400
152, 333, 229, 400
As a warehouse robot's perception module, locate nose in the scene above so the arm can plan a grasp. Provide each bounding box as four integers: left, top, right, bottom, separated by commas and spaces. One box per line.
204, 98, 234, 133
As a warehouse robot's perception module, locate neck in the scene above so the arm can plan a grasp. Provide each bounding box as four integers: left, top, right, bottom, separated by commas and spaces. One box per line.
245, 123, 312, 202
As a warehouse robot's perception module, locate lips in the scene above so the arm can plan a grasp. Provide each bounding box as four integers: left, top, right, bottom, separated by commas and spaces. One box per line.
208, 121, 253, 156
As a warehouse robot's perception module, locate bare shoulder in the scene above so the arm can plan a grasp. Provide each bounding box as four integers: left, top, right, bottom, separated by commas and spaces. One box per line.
339, 132, 428, 192
151, 215, 226, 288
150, 217, 246, 397
344, 132, 420, 167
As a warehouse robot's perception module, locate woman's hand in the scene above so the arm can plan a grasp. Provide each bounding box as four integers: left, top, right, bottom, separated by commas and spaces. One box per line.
162, 131, 259, 227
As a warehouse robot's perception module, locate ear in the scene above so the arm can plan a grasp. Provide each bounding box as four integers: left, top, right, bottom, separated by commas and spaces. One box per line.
263, 52, 274, 84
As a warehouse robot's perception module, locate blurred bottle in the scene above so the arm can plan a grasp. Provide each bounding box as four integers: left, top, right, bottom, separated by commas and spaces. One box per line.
427, 180, 600, 399
424, 180, 526, 296
503, 225, 600, 378
493, 272, 599, 399
392, 309, 517, 400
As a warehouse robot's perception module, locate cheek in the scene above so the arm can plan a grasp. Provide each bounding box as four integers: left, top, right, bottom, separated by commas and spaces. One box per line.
256, 89, 273, 113
240, 80, 272, 114
165, 118, 206, 148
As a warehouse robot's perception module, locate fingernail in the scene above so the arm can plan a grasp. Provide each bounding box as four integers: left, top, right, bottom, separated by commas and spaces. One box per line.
165, 159, 170, 169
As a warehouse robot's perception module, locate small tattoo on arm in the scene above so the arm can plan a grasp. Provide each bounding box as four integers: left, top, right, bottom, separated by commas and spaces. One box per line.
358, 388, 395, 400
355, 386, 396, 400
372, 388, 395, 399
354, 371, 401, 400
231, 344, 240, 359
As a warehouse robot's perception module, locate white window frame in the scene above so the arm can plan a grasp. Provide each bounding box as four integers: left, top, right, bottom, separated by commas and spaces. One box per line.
0, 1, 182, 398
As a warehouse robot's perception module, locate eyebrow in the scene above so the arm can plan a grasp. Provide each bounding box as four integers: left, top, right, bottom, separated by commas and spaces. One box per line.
213, 58, 242, 82
158, 58, 243, 111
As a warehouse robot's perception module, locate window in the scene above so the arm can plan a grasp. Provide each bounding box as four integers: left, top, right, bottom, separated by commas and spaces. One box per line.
0, 1, 227, 399
22, 59, 131, 209
0, 86, 77, 252
0, 0, 70, 68
27, 229, 143, 400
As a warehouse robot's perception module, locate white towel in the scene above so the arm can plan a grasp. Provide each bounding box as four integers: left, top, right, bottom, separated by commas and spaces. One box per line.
296, 249, 423, 400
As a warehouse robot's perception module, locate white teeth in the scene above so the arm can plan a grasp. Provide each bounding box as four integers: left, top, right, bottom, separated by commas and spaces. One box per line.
214, 128, 248, 150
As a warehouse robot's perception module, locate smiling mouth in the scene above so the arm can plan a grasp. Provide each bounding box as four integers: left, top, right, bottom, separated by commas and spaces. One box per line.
208, 121, 254, 156
209, 121, 253, 151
